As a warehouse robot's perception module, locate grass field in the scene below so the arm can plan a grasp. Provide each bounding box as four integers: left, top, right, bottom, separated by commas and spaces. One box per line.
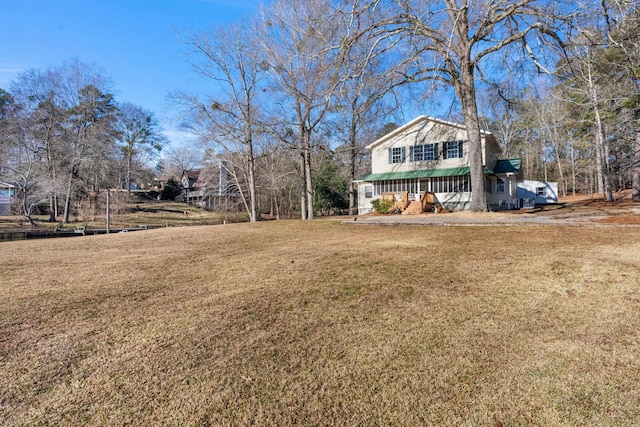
1, 220, 639, 426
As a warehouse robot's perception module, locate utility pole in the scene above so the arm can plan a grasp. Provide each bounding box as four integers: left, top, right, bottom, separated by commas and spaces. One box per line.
106, 191, 111, 234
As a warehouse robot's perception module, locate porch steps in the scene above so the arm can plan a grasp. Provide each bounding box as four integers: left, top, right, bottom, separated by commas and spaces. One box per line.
402, 201, 424, 215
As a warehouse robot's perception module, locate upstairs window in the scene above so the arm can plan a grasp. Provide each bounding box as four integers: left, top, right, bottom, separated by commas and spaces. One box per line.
410, 143, 438, 161
496, 178, 505, 193
443, 140, 463, 159
388, 146, 406, 164
536, 187, 545, 196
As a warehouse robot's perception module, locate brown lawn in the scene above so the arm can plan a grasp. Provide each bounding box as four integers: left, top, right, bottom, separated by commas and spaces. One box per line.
1, 220, 639, 426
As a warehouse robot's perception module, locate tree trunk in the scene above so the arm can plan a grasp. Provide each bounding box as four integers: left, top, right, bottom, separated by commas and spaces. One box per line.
62, 167, 75, 224
348, 114, 358, 216
305, 145, 314, 219
570, 137, 577, 197
272, 189, 281, 220
299, 150, 307, 220
633, 125, 640, 201
299, 126, 314, 220
553, 127, 566, 197
593, 103, 613, 201
234, 170, 252, 217
586, 63, 613, 201
247, 144, 257, 222
349, 181, 357, 216
541, 128, 548, 183
456, 68, 487, 212
49, 195, 56, 222
126, 151, 132, 197
21, 190, 36, 227
44, 99, 58, 222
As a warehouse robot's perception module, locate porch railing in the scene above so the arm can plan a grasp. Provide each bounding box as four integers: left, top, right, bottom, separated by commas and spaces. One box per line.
381, 191, 409, 212
420, 191, 436, 212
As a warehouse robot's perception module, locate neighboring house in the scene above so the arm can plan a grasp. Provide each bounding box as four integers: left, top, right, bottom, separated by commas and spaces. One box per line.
181, 169, 202, 192
180, 169, 206, 206
356, 116, 552, 214
0, 182, 16, 216
180, 163, 240, 210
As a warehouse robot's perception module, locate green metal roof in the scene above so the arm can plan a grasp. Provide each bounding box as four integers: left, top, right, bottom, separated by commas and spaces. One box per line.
493, 158, 521, 174
359, 167, 474, 181
357, 159, 522, 182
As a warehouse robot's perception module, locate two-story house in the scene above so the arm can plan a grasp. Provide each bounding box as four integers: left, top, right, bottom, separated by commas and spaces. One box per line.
356, 116, 525, 214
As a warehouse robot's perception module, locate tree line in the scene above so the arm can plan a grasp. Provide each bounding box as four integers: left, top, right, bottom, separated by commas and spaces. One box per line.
2, 0, 638, 225
0, 60, 166, 225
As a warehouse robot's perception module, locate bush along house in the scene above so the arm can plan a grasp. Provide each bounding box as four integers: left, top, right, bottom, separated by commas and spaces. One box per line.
355, 116, 557, 215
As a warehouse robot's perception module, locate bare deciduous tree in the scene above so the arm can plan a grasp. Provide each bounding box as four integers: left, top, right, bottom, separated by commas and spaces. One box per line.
352, 0, 573, 211
258, 0, 348, 219
54, 61, 116, 222
178, 20, 266, 222
601, 1, 640, 200
333, 7, 401, 215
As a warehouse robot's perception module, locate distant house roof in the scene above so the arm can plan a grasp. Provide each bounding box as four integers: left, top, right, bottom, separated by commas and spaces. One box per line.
0, 181, 15, 188
184, 170, 201, 181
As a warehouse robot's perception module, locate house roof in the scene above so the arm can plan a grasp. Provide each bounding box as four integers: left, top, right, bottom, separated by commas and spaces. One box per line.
493, 159, 521, 174
366, 116, 494, 150
356, 159, 521, 182
0, 181, 15, 188
183, 170, 201, 181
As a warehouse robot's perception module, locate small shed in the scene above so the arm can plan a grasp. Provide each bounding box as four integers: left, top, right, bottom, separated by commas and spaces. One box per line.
517, 180, 558, 205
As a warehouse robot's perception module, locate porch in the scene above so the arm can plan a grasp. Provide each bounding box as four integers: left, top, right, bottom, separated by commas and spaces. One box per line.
380, 191, 437, 214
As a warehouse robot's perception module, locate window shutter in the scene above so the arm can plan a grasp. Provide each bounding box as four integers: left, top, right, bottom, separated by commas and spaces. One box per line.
409, 146, 414, 162
458, 140, 463, 158
388, 148, 392, 164
443, 142, 448, 159
401, 146, 406, 163
433, 143, 438, 160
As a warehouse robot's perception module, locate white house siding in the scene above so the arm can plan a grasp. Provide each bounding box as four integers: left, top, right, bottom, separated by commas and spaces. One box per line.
368, 118, 501, 176
370, 124, 471, 174
517, 180, 558, 204
357, 181, 374, 215
488, 174, 519, 209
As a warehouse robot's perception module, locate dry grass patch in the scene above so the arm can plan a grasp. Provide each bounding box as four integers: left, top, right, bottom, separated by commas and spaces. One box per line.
1, 221, 639, 426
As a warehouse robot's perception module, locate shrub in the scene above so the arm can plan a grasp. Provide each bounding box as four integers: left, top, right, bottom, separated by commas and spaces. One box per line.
161, 178, 181, 201
371, 198, 395, 214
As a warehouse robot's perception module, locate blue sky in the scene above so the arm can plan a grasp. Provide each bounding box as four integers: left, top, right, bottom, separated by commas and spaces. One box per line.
0, 0, 265, 145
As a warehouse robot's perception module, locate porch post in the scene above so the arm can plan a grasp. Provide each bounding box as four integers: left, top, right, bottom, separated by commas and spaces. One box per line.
506, 173, 513, 208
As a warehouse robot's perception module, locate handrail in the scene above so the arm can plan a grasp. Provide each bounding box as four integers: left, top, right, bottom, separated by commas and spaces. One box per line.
381, 191, 409, 212
420, 191, 435, 212
398, 191, 409, 211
